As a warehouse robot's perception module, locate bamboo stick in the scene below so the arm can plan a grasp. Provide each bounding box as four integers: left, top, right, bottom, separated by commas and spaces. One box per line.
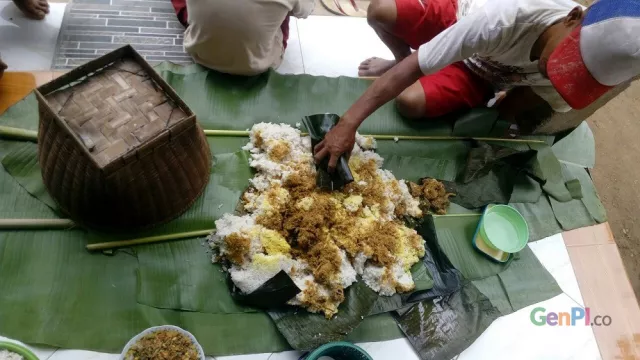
433, 213, 482, 218
202, 129, 545, 144
86, 211, 482, 251
86, 229, 213, 251
0, 218, 75, 229
0, 126, 38, 142
0, 126, 546, 145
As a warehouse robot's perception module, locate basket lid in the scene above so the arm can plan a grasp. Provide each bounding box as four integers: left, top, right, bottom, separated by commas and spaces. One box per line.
42, 57, 190, 169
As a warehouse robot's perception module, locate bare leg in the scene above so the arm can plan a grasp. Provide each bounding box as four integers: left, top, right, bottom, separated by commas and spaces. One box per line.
395, 81, 427, 119
358, 0, 411, 77
12, 0, 49, 20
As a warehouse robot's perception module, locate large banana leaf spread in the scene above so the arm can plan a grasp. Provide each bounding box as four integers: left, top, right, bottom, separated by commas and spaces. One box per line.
0, 64, 603, 357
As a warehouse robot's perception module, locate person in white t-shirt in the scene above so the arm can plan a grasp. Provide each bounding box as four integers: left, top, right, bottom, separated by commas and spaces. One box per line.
313, 0, 640, 170
358, 0, 583, 119
171, 0, 315, 76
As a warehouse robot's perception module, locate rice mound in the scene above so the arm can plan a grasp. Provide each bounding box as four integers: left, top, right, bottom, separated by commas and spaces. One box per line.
209, 123, 426, 318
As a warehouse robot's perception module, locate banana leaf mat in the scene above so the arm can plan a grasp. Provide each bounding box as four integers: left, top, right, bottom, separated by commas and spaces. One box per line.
0, 63, 603, 356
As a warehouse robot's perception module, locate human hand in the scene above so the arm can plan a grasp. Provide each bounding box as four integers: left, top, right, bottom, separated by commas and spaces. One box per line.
313, 120, 357, 172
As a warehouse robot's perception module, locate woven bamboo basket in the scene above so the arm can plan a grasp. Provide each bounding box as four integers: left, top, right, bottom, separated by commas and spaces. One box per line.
35, 45, 211, 231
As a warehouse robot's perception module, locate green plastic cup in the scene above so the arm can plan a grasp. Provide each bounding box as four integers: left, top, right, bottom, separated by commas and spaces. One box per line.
0, 341, 40, 360
479, 205, 529, 253
303, 342, 373, 360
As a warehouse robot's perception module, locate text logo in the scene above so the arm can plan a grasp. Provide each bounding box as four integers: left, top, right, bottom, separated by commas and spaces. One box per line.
530, 307, 611, 326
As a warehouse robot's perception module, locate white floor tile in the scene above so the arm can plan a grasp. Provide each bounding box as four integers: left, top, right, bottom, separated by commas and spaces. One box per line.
215, 353, 272, 360
297, 15, 393, 78
357, 338, 420, 360
276, 17, 304, 75
47, 349, 119, 360
0, 1, 66, 71
459, 294, 600, 360
257, 339, 421, 360
528, 234, 585, 306
0, 335, 58, 360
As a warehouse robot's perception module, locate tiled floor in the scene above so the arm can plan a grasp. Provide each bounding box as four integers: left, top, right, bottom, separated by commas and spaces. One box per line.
296, 16, 393, 77
565, 224, 640, 360
0, 1, 65, 70
52, 9, 393, 75
2, 7, 639, 360
53, 0, 189, 68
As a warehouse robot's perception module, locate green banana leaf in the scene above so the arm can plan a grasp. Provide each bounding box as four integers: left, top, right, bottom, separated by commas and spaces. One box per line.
396, 214, 561, 360
452, 108, 499, 136
509, 173, 542, 203
511, 196, 564, 241
0, 62, 591, 356
563, 164, 607, 223
396, 282, 502, 360
530, 144, 573, 202
552, 122, 595, 168
434, 215, 508, 279
1, 142, 58, 211
565, 179, 583, 199
548, 163, 607, 230
495, 246, 562, 311
0, 230, 292, 355
268, 281, 381, 350
382, 155, 460, 182
153, 68, 457, 136
136, 239, 256, 314
550, 195, 595, 230
302, 113, 354, 190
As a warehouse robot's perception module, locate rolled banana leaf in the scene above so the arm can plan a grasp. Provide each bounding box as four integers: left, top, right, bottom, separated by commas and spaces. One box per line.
301, 113, 354, 190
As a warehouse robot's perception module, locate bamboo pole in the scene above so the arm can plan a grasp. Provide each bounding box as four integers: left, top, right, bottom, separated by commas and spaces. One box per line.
433, 213, 482, 218
0, 126, 546, 145
0, 126, 38, 142
0, 218, 75, 229
86, 229, 213, 251
202, 129, 545, 144
86, 211, 483, 251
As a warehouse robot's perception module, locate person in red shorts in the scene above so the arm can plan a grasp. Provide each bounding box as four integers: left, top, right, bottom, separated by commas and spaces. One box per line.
357, 0, 582, 119
314, 0, 640, 170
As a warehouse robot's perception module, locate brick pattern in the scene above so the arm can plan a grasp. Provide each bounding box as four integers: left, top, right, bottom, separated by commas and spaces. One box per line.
53, 0, 193, 69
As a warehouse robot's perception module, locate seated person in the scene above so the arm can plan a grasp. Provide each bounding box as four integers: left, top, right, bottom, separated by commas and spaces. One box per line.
314, 0, 640, 169
12, 0, 48, 19
358, 0, 587, 120
1, 0, 51, 77
172, 0, 315, 75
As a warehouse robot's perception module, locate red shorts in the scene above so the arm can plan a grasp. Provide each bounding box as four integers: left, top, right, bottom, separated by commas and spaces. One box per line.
419, 62, 494, 117
393, 0, 458, 50
393, 0, 492, 117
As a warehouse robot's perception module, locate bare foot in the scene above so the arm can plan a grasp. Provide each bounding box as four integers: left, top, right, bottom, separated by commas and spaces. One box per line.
0, 58, 7, 80
12, 0, 49, 20
358, 57, 396, 77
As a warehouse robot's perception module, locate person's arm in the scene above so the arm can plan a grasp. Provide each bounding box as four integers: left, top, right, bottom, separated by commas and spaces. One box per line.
313, 54, 422, 169
315, 8, 503, 170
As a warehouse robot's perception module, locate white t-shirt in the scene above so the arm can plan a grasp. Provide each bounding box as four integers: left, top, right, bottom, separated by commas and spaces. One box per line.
184, 0, 314, 76
418, 0, 583, 112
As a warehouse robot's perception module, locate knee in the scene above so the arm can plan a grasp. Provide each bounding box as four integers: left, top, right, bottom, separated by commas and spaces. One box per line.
367, 0, 396, 27
396, 90, 426, 120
